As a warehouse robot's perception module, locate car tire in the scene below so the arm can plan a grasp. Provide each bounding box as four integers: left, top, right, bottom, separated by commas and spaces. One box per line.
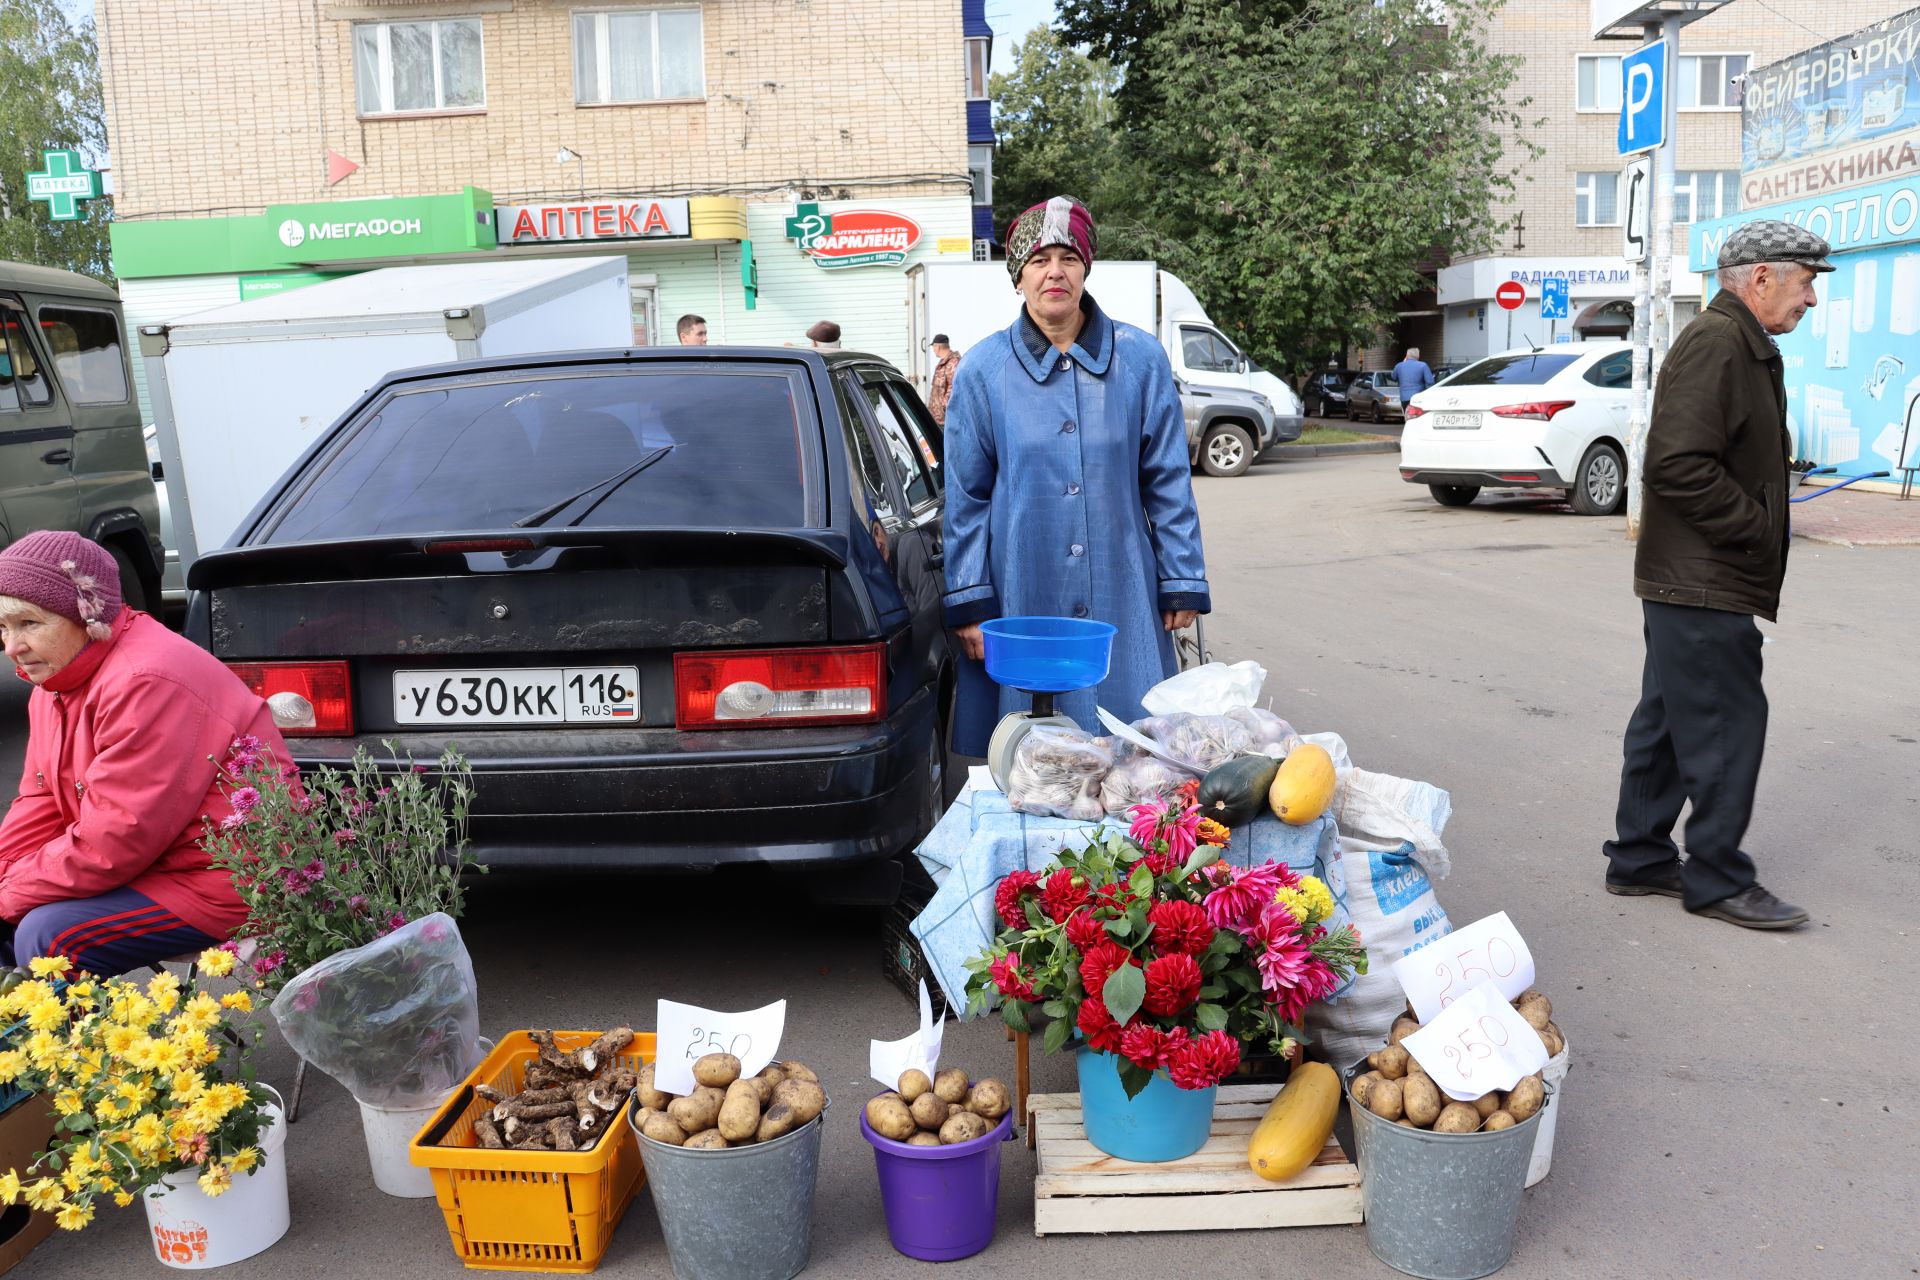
1571, 442, 1627, 516
107, 544, 153, 614
1372, 401, 1384, 425
1199, 423, 1254, 477
1429, 484, 1480, 508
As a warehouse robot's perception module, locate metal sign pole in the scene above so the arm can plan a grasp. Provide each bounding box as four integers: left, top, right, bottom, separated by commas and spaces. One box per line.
1625, 20, 1660, 541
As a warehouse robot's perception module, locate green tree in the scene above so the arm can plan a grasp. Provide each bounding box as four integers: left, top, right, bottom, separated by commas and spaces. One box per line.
0, 0, 112, 280
988, 30, 1129, 235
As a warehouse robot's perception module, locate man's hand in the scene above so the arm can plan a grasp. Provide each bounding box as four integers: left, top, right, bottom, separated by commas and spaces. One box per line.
955, 623, 986, 661
1163, 610, 1198, 632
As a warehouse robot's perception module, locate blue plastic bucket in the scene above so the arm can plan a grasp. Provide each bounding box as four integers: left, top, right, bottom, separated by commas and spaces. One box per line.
1075, 1047, 1216, 1163
979, 617, 1116, 693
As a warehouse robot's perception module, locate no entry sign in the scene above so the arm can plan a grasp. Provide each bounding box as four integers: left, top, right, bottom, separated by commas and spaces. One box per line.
1495, 281, 1527, 311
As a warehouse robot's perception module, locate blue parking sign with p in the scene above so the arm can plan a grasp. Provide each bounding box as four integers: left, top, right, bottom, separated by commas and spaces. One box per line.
1541, 277, 1569, 320
1617, 39, 1666, 155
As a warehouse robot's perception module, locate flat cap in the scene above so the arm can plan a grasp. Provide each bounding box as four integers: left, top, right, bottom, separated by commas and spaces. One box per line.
1717, 218, 1834, 273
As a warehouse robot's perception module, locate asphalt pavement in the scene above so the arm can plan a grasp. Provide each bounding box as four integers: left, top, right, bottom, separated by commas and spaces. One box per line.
6, 453, 1918, 1278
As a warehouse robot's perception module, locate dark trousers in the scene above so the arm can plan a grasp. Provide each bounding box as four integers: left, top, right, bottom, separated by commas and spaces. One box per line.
1604, 600, 1765, 910
0, 887, 220, 978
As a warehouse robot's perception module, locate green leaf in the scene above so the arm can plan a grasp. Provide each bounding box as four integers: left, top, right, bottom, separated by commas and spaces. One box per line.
1042, 999, 1069, 1020
1102, 962, 1145, 1025
1105, 914, 1133, 940
1180, 844, 1222, 880
1195, 1002, 1228, 1031
1001, 999, 1032, 1033
1042, 1016, 1073, 1057
1118, 1061, 1154, 1100
1199, 981, 1227, 1000
1127, 864, 1155, 901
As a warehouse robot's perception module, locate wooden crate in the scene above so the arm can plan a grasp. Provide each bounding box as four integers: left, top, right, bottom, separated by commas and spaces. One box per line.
1029, 1084, 1363, 1236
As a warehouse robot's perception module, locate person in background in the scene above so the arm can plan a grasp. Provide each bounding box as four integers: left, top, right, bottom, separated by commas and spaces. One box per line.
677, 314, 708, 346
807, 320, 842, 352
942, 195, 1209, 755
0, 533, 295, 975
1600, 219, 1831, 931
927, 334, 963, 426
1392, 346, 1435, 403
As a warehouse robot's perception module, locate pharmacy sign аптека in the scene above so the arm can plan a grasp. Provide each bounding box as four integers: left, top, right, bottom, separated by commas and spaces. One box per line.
26, 150, 104, 222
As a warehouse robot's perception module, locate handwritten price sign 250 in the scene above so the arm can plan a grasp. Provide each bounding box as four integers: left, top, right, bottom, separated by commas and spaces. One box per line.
686, 1028, 754, 1062
1440, 1013, 1512, 1080
1432, 936, 1523, 1011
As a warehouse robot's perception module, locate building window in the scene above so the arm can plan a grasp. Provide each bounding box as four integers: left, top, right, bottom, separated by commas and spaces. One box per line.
353, 19, 485, 116
1673, 170, 1741, 224
573, 9, 704, 104
1576, 52, 1749, 112
969, 163, 991, 205
966, 37, 989, 99
1575, 172, 1619, 227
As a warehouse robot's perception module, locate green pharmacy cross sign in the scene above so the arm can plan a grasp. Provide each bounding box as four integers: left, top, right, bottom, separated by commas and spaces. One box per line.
26, 150, 104, 222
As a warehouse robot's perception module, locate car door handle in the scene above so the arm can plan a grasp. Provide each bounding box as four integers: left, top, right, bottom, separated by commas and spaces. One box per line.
40, 448, 72, 466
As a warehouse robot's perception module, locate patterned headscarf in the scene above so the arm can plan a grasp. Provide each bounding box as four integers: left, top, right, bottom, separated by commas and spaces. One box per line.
1006, 195, 1097, 284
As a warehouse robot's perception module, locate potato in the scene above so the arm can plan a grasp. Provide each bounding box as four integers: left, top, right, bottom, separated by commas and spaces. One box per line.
939, 1111, 991, 1145
1402, 1074, 1442, 1127
636, 1063, 673, 1111
1434, 1102, 1480, 1133
1482, 1110, 1517, 1131
667, 1086, 724, 1135
642, 1113, 689, 1146
967, 1078, 1011, 1121
933, 1068, 970, 1104
746, 1075, 775, 1105
757, 1101, 798, 1143
1349, 1071, 1383, 1108
693, 1053, 742, 1089
1404, 1056, 1428, 1081
897, 1069, 932, 1102
757, 1064, 787, 1090
1388, 1017, 1421, 1047
1470, 1091, 1503, 1120
779, 1061, 819, 1084
718, 1079, 763, 1142
684, 1129, 730, 1150
906, 1131, 943, 1146
1395, 1117, 1420, 1128
774, 1078, 827, 1125
1366, 1078, 1404, 1122
1514, 991, 1552, 1031
631, 1105, 661, 1132
1538, 1021, 1565, 1059
910, 1091, 950, 1132
865, 1095, 916, 1142
1367, 1046, 1410, 1080
948, 1102, 965, 1118
1505, 1074, 1545, 1122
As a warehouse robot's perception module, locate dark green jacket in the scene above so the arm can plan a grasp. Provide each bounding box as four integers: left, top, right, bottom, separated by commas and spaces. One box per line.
1634, 289, 1792, 621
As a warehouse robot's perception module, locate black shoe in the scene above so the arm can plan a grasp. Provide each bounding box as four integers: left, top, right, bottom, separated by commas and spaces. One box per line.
1689, 885, 1810, 931
1605, 861, 1685, 899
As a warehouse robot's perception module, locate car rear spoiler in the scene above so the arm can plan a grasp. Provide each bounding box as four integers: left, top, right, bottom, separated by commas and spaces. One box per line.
187, 527, 852, 592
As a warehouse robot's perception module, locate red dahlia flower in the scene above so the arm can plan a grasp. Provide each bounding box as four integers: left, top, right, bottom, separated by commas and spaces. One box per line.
994, 870, 1041, 931
1040, 867, 1092, 923
1147, 899, 1213, 957
1077, 996, 1124, 1053
1064, 909, 1106, 953
1168, 1029, 1241, 1090
1141, 952, 1203, 1017
1094, 883, 1137, 915
1119, 1021, 1189, 1071
989, 952, 1037, 1001
1079, 940, 1137, 1001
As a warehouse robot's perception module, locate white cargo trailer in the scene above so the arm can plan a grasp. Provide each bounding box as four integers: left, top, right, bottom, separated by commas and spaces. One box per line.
137, 256, 631, 568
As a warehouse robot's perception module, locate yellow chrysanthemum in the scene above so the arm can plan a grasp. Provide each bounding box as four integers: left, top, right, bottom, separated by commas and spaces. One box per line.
196, 1162, 232, 1198
1272, 886, 1312, 925
218, 991, 253, 1013
28, 955, 72, 980
54, 1201, 94, 1231
59, 1167, 86, 1195
52, 1090, 84, 1117
228, 1146, 260, 1174
145, 1040, 186, 1073
113, 1191, 134, 1208
1296, 875, 1336, 926
0, 1172, 21, 1205
93, 1097, 122, 1124
195, 948, 236, 979
23, 1030, 62, 1070
129, 1114, 168, 1155
0, 1051, 26, 1084
116, 1078, 155, 1108
24, 1179, 64, 1212
102, 1024, 141, 1059
207, 1083, 251, 1114
26, 996, 67, 1033
170, 1070, 206, 1101
121, 1038, 159, 1071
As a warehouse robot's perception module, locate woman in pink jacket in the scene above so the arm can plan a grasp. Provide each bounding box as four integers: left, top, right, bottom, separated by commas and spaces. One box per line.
0, 532, 291, 976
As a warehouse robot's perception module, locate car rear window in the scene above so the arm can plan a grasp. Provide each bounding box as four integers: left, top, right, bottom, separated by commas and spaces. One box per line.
1446, 353, 1580, 386
263, 368, 808, 542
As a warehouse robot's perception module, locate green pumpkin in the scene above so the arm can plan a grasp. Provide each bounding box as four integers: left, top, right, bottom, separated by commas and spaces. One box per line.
1195, 755, 1280, 827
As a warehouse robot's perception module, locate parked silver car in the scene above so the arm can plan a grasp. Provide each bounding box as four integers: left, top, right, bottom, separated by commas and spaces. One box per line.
1180, 380, 1276, 478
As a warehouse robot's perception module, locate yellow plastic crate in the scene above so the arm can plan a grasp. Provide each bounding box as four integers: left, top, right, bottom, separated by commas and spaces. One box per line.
410, 1030, 651, 1273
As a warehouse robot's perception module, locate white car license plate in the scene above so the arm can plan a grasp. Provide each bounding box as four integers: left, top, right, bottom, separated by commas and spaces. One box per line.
1432, 412, 1481, 429
392, 666, 640, 726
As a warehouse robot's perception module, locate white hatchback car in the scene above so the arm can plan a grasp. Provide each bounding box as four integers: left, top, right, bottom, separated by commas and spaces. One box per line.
1398, 343, 1634, 515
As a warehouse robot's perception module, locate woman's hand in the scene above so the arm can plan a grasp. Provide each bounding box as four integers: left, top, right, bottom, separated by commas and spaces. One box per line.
1163, 610, 1198, 632
955, 623, 986, 661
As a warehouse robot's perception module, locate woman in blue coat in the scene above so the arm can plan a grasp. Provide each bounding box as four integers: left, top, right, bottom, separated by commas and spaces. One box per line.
943, 196, 1211, 756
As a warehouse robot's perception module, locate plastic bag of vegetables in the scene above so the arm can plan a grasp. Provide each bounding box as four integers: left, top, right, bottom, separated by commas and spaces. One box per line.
1099, 747, 1190, 814
1004, 725, 1111, 821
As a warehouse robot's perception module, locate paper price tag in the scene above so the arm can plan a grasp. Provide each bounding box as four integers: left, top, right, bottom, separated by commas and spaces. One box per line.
869, 979, 945, 1090
653, 998, 786, 1096
1402, 981, 1548, 1101
1392, 910, 1536, 1026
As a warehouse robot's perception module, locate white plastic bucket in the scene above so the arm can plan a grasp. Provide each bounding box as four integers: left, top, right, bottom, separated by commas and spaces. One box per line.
358, 1093, 452, 1197
1526, 1040, 1569, 1188
144, 1088, 289, 1270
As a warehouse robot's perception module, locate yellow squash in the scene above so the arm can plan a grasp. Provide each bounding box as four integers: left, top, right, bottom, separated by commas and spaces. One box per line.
1248, 1061, 1340, 1182
1268, 743, 1336, 825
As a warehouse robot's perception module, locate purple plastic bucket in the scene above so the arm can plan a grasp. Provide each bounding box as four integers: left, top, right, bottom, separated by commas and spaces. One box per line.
858, 1104, 1013, 1262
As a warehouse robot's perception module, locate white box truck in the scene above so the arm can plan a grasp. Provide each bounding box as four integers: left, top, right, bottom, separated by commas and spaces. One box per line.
137, 255, 631, 569
904, 259, 1304, 433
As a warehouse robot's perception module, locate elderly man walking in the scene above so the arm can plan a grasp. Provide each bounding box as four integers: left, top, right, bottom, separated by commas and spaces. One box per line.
1601, 219, 1830, 930
1392, 347, 1435, 403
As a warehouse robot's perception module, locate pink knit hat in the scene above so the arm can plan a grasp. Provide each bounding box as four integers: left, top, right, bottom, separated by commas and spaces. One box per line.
0, 532, 123, 641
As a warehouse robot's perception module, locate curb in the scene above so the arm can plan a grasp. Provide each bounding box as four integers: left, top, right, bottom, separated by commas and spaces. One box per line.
1265, 440, 1400, 458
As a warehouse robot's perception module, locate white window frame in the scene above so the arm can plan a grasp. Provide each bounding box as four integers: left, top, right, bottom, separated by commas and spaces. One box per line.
1672, 169, 1740, 224
354, 18, 487, 117
1575, 54, 1622, 113
573, 7, 707, 106
1675, 52, 1749, 111
1576, 51, 1750, 114
966, 37, 990, 100
1575, 171, 1620, 227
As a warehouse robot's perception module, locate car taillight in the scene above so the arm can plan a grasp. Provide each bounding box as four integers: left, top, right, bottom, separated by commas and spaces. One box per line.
1490, 400, 1576, 421
1405, 405, 1426, 418
226, 661, 353, 736
674, 645, 886, 729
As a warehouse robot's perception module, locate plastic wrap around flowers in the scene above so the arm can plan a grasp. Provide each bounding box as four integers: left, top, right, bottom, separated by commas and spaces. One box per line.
965, 790, 1366, 1097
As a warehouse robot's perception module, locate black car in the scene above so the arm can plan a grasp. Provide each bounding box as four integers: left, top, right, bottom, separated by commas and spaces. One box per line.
186, 348, 952, 872
1302, 368, 1356, 419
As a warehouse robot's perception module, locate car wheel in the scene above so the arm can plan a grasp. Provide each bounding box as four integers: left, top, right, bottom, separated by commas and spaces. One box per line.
1372, 401, 1384, 425
1429, 484, 1480, 508
1571, 442, 1626, 516
107, 544, 153, 614
1200, 423, 1254, 477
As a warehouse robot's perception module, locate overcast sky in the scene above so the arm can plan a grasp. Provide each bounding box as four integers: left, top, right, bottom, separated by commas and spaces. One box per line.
987, 0, 1057, 75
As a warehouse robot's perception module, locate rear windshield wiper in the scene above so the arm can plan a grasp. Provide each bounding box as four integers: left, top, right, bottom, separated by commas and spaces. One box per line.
514, 444, 676, 530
